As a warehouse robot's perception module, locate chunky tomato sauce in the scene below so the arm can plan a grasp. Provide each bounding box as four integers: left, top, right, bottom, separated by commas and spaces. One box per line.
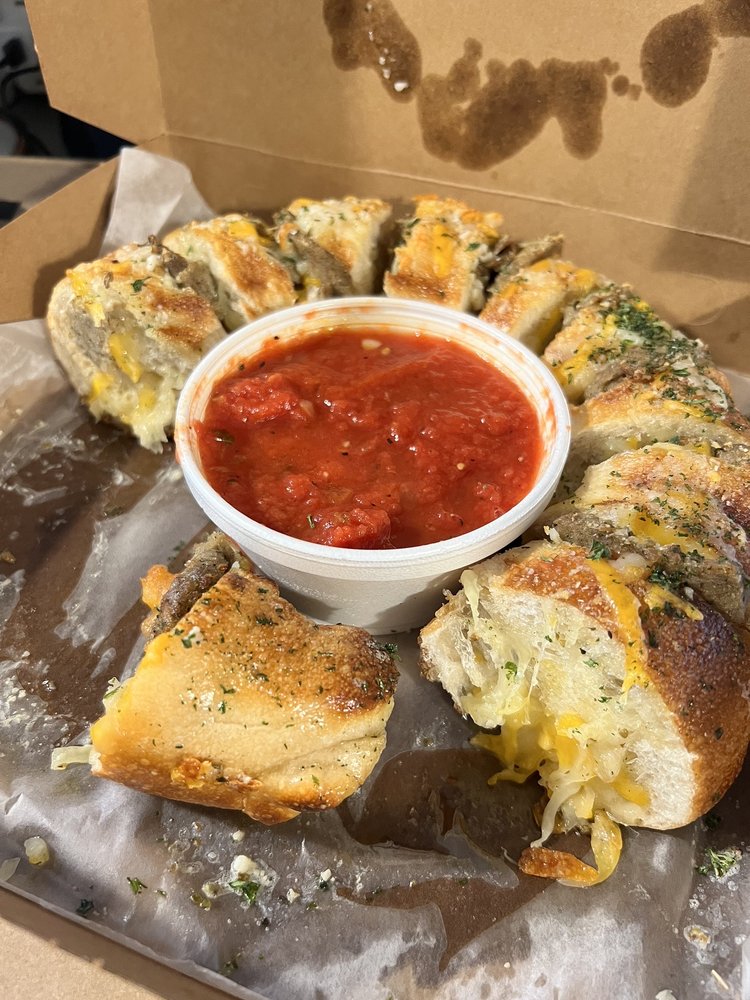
197, 330, 542, 549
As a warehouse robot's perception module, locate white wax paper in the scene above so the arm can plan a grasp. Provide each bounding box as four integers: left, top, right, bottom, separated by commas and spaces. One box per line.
0, 149, 749, 1000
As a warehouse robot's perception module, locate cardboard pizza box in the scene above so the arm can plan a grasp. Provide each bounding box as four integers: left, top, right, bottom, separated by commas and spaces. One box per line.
1, 3, 749, 999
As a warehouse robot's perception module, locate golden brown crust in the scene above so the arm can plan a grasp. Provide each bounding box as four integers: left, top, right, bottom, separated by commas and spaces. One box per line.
384, 195, 504, 310
563, 372, 750, 498
637, 589, 750, 818
482, 542, 750, 823
502, 548, 621, 641
382, 266, 453, 305
580, 443, 750, 524
141, 565, 175, 611
542, 443, 750, 625
90, 548, 398, 824
518, 846, 593, 881
163, 215, 296, 324
203, 229, 293, 306
142, 282, 221, 354
275, 196, 391, 285
577, 371, 750, 440
59, 243, 224, 357
211, 570, 397, 715
542, 288, 723, 408
46, 241, 227, 451
480, 259, 598, 351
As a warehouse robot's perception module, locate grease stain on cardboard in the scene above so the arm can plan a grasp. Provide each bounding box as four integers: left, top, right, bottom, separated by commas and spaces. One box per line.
612, 74, 642, 100
324, 0, 749, 168
641, 0, 750, 106
323, 0, 421, 101
417, 39, 614, 168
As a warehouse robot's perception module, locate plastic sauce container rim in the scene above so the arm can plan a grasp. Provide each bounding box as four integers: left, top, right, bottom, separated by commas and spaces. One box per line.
174, 297, 571, 572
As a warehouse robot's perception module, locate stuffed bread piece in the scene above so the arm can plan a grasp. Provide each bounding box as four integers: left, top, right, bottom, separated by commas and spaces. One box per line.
480, 235, 599, 354
543, 288, 719, 405
46, 240, 225, 451
163, 214, 296, 330
537, 443, 750, 627
419, 540, 750, 885
560, 365, 750, 497
383, 195, 505, 310
86, 533, 398, 824
274, 196, 392, 299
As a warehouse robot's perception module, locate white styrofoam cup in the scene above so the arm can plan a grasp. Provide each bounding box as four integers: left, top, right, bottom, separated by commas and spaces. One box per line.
175, 297, 570, 633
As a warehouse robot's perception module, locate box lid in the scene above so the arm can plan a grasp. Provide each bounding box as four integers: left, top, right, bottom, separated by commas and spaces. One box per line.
27, 0, 750, 242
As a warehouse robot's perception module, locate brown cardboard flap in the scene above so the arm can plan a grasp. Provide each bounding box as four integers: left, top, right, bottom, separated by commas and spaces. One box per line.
28, 0, 750, 241
26, 0, 165, 144
3, 138, 749, 372
165, 135, 750, 370
0, 159, 118, 323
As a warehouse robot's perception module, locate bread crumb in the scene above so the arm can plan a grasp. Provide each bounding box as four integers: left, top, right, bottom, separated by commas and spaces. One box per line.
230, 855, 257, 878
24, 836, 50, 866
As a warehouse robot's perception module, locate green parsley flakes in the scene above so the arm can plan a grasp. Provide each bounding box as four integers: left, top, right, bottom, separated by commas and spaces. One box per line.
695, 847, 740, 879
229, 879, 260, 903
380, 641, 400, 660
588, 540, 611, 560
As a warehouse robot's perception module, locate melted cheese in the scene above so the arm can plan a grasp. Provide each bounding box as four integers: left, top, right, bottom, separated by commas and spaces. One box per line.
88, 372, 113, 403
475, 697, 647, 799
89, 631, 170, 756
459, 553, 657, 887
141, 565, 175, 611
137, 384, 157, 413
431, 225, 456, 279
643, 582, 703, 621
171, 759, 213, 789
558, 261, 598, 291
553, 313, 615, 387
477, 708, 550, 784
224, 218, 260, 241
474, 689, 647, 879
486, 261, 597, 350
569, 784, 596, 820
649, 371, 729, 421
299, 274, 323, 301
558, 811, 623, 887
68, 271, 89, 298
626, 511, 712, 559
527, 259, 597, 296
586, 558, 650, 692
69, 271, 106, 326
109, 331, 144, 384
559, 713, 585, 730
611, 773, 650, 807
84, 367, 170, 451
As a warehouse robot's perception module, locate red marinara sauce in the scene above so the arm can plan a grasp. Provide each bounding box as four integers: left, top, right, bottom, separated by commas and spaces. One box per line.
197, 330, 542, 549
